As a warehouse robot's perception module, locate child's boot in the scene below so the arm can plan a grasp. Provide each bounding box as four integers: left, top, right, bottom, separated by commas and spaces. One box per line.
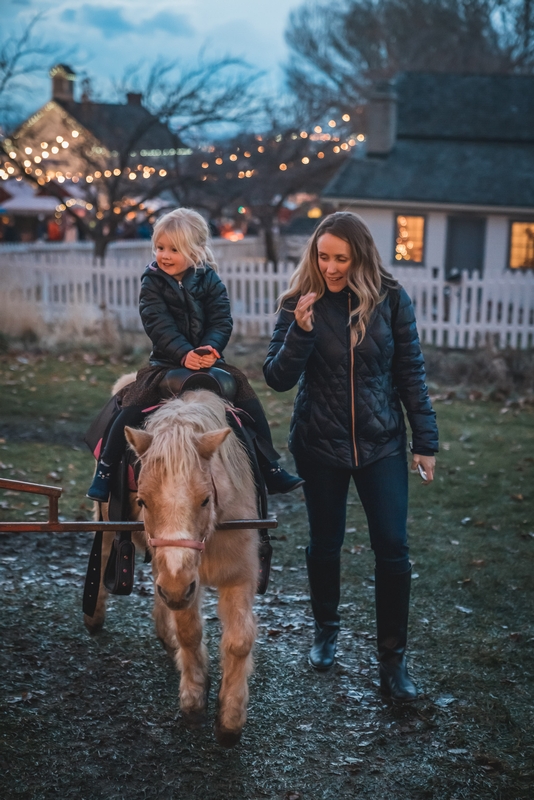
87, 461, 112, 502
263, 461, 305, 495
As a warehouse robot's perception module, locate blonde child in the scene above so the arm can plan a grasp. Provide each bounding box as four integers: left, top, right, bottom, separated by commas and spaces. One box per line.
87, 208, 303, 502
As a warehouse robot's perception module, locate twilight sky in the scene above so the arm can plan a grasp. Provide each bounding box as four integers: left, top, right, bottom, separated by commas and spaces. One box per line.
4, 0, 305, 116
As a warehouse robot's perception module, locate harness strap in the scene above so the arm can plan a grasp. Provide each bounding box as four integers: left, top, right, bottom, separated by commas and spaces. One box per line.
148, 538, 205, 551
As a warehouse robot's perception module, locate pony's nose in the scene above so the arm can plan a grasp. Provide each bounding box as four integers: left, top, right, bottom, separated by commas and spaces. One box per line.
157, 581, 197, 608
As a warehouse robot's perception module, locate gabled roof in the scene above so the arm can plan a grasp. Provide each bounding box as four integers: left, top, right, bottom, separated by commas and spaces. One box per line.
323, 140, 534, 209
55, 99, 177, 154
395, 73, 534, 143
323, 72, 534, 210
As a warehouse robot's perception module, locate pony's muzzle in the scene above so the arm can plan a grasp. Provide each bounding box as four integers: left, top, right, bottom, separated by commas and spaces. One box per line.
157, 580, 197, 610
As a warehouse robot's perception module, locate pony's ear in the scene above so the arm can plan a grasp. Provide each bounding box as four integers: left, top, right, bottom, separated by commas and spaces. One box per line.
196, 427, 231, 460
125, 426, 153, 456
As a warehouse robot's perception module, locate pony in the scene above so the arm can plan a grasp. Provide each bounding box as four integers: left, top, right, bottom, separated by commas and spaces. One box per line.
84, 388, 259, 748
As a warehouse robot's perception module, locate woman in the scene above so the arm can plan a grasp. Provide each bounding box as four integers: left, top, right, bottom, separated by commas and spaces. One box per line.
263, 212, 438, 703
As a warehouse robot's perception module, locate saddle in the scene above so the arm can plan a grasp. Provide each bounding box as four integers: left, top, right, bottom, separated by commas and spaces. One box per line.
82, 367, 273, 617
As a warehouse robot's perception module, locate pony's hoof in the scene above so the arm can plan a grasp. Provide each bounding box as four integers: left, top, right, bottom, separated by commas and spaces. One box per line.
214, 719, 242, 749
83, 615, 104, 635
182, 708, 208, 729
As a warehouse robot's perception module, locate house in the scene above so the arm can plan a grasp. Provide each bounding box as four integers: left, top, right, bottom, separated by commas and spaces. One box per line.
3, 64, 188, 187
322, 72, 534, 279
0, 179, 63, 242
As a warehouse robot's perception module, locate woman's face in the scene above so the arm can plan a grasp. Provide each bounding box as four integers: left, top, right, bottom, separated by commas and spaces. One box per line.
317, 233, 352, 292
155, 231, 190, 277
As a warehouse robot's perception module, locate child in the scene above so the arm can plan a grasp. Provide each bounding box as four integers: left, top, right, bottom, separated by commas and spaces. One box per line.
87, 207, 303, 502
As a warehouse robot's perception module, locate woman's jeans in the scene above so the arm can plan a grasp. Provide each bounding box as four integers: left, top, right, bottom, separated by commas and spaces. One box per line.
294, 451, 410, 576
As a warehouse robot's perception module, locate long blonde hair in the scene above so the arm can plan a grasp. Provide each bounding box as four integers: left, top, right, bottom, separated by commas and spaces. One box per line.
280, 211, 398, 347
152, 208, 217, 270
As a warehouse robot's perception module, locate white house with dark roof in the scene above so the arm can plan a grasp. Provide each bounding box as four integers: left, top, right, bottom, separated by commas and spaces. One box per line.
323, 73, 534, 280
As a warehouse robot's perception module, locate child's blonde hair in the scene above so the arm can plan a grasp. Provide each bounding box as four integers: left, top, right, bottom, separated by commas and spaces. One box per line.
152, 208, 217, 269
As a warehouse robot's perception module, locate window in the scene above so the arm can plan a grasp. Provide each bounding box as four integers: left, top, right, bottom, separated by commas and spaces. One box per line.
445, 216, 486, 279
509, 221, 534, 269
394, 215, 425, 263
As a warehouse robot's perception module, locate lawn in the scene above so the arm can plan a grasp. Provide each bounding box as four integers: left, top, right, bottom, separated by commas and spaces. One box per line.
1, 344, 533, 799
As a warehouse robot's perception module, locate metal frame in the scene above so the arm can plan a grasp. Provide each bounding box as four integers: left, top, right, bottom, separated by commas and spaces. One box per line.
0, 478, 277, 533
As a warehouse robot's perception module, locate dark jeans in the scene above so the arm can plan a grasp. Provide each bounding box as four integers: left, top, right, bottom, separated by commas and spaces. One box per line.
294, 452, 410, 575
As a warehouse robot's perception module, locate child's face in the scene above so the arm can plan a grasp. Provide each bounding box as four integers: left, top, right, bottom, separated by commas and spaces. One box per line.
155, 232, 191, 277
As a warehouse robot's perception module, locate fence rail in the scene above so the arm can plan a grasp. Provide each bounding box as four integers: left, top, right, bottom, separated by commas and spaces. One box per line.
1, 245, 533, 348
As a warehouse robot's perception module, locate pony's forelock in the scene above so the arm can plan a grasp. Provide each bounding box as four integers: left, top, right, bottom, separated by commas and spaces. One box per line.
141, 391, 251, 494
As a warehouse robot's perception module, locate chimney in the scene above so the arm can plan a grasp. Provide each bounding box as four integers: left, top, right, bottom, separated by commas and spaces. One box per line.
50, 64, 76, 101
366, 81, 397, 155
127, 93, 143, 106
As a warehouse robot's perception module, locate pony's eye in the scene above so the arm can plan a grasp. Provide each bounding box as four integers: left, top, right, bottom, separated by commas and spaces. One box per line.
137, 498, 146, 508
201, 496, 209, 507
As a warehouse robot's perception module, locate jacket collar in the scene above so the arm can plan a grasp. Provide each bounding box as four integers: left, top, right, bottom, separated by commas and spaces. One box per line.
142, 262, 206, 293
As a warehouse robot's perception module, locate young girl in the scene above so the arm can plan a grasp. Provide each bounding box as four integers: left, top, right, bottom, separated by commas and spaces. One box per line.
87, 207, 303, 502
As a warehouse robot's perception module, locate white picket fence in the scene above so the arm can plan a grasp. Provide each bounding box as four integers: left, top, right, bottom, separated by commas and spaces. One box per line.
1, 243, 533, 348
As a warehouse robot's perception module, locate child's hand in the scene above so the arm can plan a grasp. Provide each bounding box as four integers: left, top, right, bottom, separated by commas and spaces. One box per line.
197, 345, 220, 369
184, 350, 202, 370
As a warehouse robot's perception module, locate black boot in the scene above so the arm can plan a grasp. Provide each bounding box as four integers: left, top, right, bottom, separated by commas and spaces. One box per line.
263, 461, 305, 495
238, 397, 304, 495
306, 548, 340, 670
375, 567, 418, 703
86, 460, 112, 502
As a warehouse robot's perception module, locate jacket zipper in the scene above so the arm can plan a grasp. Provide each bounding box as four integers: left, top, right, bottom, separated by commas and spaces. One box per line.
348, 294, 359, 467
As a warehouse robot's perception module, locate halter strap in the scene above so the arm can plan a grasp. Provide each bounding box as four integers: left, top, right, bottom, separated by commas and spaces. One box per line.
148, 538, 205, 551
147, 472, 217, 552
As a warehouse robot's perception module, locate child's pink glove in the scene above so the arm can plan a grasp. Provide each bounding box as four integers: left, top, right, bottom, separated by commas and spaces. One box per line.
198, 345, 220, 368
183, 350, 202, 370
183, 346, 220, 371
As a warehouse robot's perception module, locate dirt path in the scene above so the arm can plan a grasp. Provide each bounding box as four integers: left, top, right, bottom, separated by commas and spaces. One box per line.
1, 350, 533, 799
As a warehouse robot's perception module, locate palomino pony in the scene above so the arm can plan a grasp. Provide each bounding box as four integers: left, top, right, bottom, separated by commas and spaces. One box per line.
86, 389, 259, 748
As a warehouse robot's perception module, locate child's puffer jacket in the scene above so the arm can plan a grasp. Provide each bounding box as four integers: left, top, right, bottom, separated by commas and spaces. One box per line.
139, 263, 233, 367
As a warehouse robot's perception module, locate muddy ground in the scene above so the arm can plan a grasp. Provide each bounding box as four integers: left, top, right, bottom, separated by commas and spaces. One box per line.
1, 344, 533, 800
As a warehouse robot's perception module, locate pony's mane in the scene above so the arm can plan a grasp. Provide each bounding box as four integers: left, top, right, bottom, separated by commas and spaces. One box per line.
142, 390, 252, 494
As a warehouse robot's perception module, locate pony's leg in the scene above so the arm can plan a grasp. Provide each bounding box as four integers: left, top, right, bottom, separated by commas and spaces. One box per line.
83, 528, 114, 634
172, 598, 209, 725
215, 583, 256, 748
153, 589, 179, 656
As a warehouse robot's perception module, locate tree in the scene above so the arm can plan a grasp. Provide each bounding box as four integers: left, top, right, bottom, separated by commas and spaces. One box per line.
285, 0, 533, 117
189, 102, 357, 262
1, 56, 260, 258
0, 13, 61, 132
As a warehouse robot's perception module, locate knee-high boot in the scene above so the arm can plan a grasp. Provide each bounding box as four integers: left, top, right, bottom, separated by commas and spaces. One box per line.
306, 547, 340, 671
375, 566, 418, 702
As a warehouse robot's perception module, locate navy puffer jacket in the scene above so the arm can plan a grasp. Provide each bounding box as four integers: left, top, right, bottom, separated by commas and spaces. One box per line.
263, 285, 438, 469
139, 263, 233, 367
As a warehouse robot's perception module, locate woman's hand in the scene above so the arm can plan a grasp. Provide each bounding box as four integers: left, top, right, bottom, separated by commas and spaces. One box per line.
411, 454, 436, 485
294, 293, 317, 331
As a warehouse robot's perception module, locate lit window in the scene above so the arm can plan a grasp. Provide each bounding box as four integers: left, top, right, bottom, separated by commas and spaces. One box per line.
509, 221, 534, 269
394, 214, 425, 263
